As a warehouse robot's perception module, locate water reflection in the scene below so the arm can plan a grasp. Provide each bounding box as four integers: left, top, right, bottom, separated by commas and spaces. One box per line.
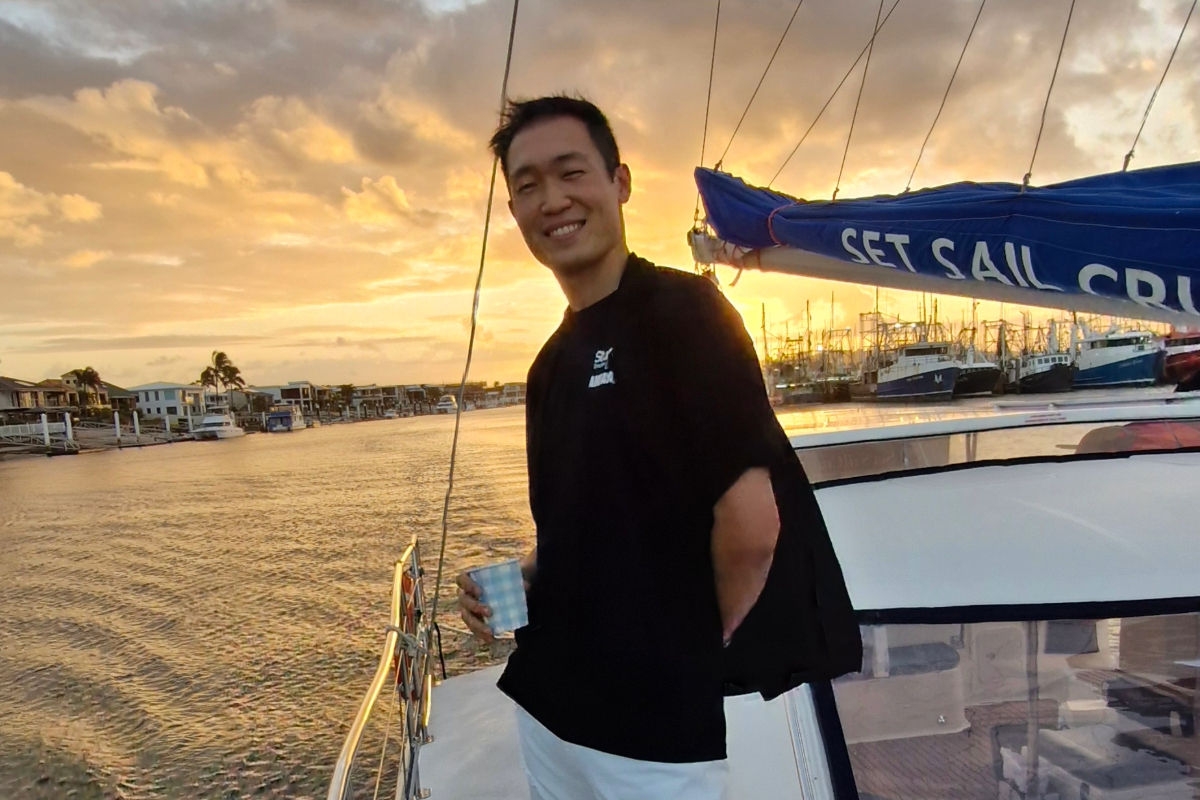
0, 410, 530, 799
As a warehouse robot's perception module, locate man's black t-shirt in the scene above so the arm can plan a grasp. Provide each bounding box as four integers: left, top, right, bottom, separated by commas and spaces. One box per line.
497, 254, 858, 763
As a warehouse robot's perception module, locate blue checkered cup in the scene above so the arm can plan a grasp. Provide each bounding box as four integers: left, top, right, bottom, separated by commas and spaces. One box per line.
468, 559, 528, 636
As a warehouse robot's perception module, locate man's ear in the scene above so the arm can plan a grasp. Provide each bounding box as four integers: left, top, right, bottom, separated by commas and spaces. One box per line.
615, 163, 632, 204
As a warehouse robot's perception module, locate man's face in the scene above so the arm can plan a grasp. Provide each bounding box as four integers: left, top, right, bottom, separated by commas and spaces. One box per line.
505, 116, 631, 278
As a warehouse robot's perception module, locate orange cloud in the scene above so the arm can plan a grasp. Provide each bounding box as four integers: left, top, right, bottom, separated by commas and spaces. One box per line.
62, 249, 111, 269
244, 96, 357, 164
0, 171, 102, 246
342, 175, 413, 224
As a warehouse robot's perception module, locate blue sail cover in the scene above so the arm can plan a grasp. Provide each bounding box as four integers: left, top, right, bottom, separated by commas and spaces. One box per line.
696, 164, 1200, 320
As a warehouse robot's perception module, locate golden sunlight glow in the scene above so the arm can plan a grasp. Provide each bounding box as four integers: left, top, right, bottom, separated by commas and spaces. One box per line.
1, 1, 1196, 389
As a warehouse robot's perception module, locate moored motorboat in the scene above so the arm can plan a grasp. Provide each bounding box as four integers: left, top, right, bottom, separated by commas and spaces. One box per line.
266, 405, 306, 432
192, 413, 245, 440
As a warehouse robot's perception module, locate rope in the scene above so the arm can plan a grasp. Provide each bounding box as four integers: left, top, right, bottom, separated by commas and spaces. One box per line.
905, 0, 987, 192
770, 0, 902, 187
1023, 0, 1076, 190
713, 0, 806, 170
833, 0, 886, 202
432, 620, 447, 680
694, 0, 723, 228
1124, 0, 1196, 171
428, 0, 519, 631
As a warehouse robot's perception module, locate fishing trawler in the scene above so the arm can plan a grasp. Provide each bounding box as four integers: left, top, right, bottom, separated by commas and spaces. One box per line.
1073, 327, 1164, 389
1163, 327, 1200, 384
1011, 352, 1076, 394
953, 348, 1003, 397
876, 342, 959, 401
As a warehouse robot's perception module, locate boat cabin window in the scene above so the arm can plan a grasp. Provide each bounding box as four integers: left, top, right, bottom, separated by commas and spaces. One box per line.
831, 611, 1199, 800
1087, 336, 1151, 350
904, 345, 948, 358
796, 419, 1200, 483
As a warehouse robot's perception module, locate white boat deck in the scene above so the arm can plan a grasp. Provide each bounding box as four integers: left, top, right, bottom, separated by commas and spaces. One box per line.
420, 664, 816, 800
420, 448, 1200, 798
378, 400, 1200, 800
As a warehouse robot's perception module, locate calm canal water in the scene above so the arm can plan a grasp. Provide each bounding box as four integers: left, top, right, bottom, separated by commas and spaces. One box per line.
0, 408, 532, 799
0, 391, 1166, 798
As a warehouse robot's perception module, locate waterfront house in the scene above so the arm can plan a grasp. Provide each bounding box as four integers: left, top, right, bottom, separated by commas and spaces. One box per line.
131, 382, 206, 428
37, 379, 81, 408
313, 384, 333, 413
101, 382, 136, 413
203, 388, 273, 413
351, 384, 385, 418
60, 372, 108, 407
380, 384, 411, 414
501, 382, 526, 405
0, 376, 43, 411
253, 381, 318, 414
0, 376, 85, 411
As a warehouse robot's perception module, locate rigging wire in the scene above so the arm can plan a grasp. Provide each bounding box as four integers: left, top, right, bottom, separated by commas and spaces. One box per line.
769, 0, 902, 187
370, 688, 401, 800
1124, 0, 1197, 171
428, 0, 520, 631
1023, 0, 1076, 190
694, 0, 723, 228
905, 0, 987, 192
833, 0, 886, 202
713, 0, 806, 170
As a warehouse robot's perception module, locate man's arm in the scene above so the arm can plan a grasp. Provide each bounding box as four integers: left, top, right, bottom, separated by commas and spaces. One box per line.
712, 467, 779, 643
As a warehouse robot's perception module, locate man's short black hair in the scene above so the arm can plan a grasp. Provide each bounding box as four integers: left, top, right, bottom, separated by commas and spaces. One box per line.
489, 95, 621, 179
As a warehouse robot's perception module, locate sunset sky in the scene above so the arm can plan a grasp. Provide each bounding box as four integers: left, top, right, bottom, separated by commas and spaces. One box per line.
2, 0, 1197, 389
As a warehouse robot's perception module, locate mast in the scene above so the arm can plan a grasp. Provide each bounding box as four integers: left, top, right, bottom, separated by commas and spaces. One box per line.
760, 302, 769, 362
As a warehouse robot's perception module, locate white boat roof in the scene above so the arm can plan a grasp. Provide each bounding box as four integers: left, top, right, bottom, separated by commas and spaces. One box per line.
788, 397, 1200, 610
787, 394, 1200, 448
819, 451, 1200, 611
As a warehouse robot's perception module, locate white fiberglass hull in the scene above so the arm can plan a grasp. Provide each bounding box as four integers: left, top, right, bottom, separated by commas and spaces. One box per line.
194, 428, 246, 440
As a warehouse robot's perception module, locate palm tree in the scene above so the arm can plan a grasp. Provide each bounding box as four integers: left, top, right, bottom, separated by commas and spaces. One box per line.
220, 363, 246, 410
208, 351, 231, 399
199, 366, 220, 400
69, 367, 103, 408
338, 384, 355, 415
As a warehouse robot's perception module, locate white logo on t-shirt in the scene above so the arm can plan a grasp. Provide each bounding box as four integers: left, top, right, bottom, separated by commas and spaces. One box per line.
589, 347, 615, 389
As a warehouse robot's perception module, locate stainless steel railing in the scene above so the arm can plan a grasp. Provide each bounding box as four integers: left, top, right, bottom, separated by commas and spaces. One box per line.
327, 539, 434, 800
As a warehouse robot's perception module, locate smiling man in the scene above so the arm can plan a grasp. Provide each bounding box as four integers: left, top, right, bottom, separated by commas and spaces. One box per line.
456, 95, 859, 800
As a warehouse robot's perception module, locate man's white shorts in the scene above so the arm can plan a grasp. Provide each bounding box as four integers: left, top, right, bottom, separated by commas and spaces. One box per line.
514, 704, 730, 800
